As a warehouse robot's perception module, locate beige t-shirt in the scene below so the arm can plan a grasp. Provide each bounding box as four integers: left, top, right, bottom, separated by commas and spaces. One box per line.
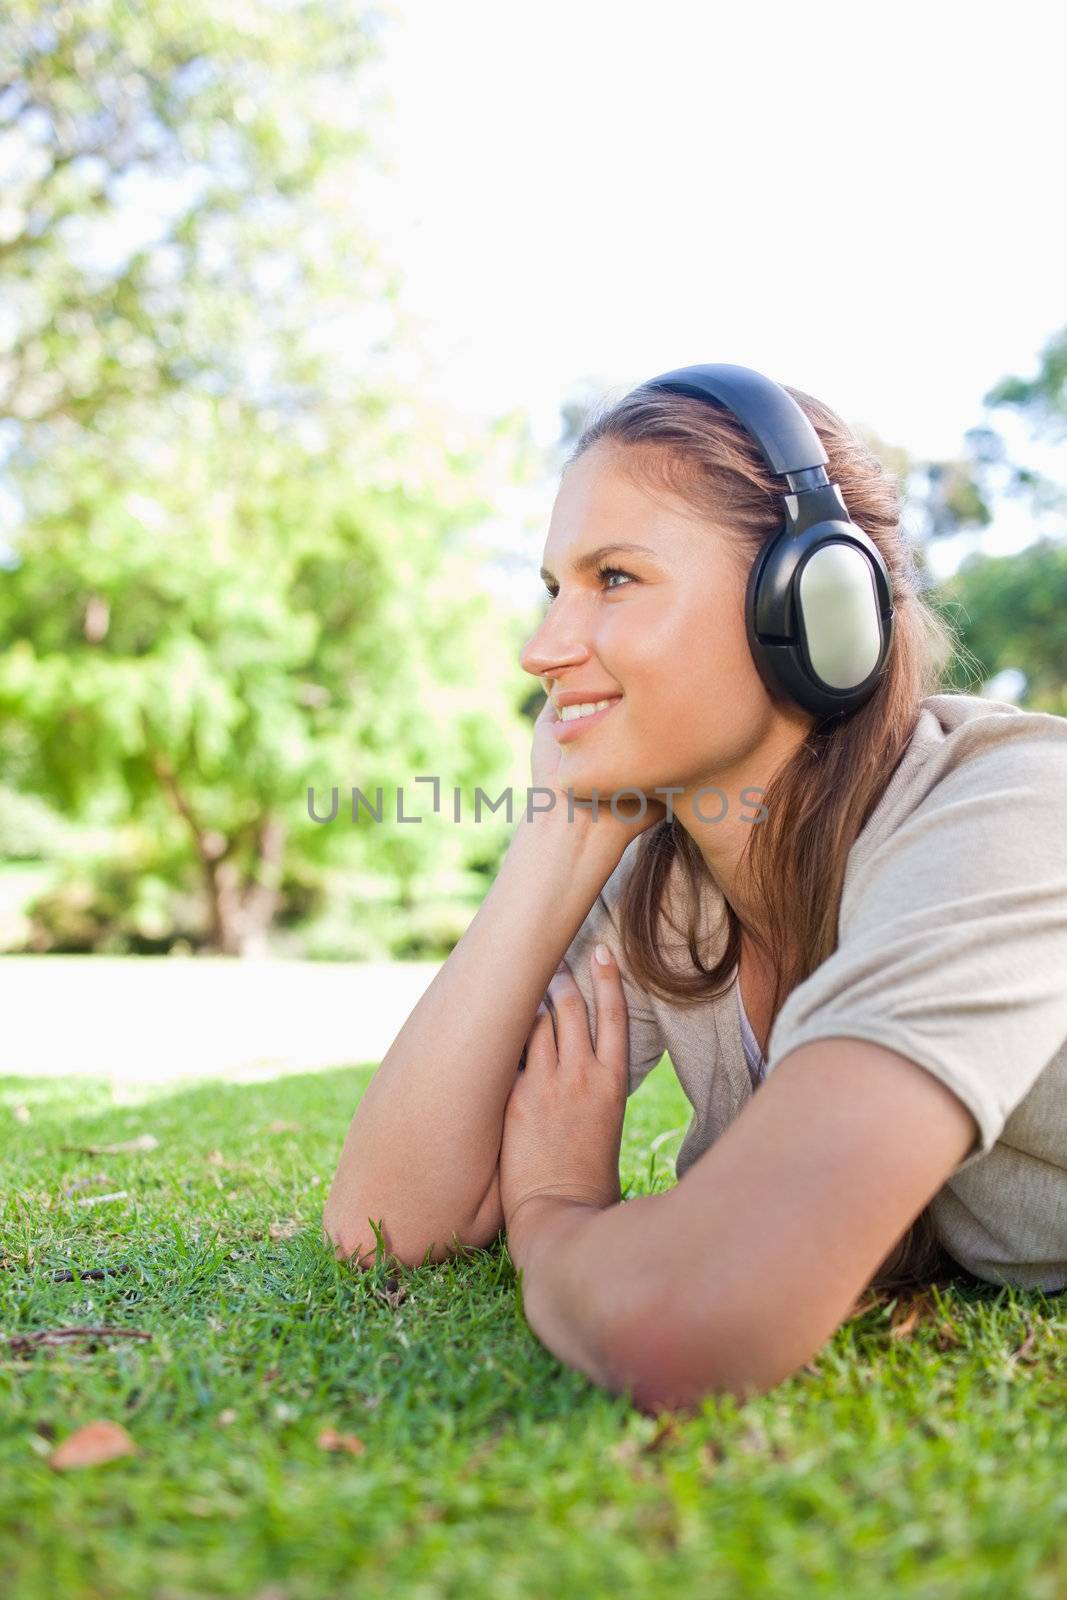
562, 692, 1067, 1292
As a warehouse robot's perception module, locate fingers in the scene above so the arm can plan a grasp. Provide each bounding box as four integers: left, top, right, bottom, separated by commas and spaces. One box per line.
522, 999, 557, 1077
588, 943, 629, 1074
546, 960, 594, 1063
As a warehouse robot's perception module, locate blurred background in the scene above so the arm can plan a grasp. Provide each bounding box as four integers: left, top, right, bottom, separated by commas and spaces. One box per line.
1, 0, 1064, 1076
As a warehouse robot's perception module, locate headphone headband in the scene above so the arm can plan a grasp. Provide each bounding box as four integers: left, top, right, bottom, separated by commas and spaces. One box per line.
641, 362, 829, 481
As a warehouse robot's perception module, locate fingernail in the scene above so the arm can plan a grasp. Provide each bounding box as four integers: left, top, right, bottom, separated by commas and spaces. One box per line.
594, 943, 612, 967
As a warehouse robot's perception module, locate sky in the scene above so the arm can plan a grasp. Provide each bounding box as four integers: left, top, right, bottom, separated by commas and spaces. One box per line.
354, 0, 1066, 595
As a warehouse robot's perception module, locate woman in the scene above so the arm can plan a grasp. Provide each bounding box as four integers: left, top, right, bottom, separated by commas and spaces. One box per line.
324, 366, 1067, 1415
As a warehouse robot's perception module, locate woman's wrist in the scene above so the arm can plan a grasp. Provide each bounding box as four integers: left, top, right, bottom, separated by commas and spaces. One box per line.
507, 1192, 604, 1275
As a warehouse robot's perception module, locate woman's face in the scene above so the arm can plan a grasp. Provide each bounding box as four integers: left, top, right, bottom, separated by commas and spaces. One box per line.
520, 441, 807, 805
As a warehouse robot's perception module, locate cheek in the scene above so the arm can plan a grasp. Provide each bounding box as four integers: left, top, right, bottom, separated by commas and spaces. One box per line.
625, 598, 753, 693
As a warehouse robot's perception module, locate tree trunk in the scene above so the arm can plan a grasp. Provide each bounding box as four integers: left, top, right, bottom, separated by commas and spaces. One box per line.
204, 815, 287, 957
149, 746, 287, 956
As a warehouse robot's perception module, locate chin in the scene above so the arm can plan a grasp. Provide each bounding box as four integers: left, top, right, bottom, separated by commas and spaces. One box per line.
560, 758, 648, 806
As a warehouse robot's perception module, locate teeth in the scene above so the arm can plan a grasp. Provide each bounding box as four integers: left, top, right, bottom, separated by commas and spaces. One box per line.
560, 698, 615, 722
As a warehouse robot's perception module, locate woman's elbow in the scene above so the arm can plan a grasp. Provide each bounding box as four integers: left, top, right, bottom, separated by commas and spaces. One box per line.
604, 1302, 805, 1415
321, 1195, 491, 1272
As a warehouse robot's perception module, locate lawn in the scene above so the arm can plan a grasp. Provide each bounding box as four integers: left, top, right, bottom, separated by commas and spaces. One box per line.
1, 1056, 1065, 1599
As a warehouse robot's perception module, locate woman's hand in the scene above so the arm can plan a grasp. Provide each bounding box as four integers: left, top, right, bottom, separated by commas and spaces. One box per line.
529, 694, 668, 841
499, 949, 630, 1260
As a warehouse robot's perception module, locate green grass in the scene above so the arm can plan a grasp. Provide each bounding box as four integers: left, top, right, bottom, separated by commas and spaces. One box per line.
1, 1057, 1065, 1600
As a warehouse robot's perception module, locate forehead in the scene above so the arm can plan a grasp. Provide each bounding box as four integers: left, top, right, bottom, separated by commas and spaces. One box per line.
544, 444, 712, 565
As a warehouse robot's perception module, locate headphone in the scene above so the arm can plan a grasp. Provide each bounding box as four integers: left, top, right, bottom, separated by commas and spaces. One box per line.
640, 363, 895, 723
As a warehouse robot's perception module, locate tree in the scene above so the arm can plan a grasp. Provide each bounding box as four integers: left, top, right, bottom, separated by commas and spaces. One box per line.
0, 1, 535, 954
982, 324, 1067, 523
935, 540, 1067, 714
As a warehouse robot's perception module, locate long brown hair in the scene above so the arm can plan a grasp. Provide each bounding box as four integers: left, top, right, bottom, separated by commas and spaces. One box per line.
566, 381, 981, 1291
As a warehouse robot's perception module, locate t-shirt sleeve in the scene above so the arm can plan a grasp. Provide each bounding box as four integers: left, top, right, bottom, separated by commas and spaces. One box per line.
543, 839, 669, 1097
764, 729, 1067, 1175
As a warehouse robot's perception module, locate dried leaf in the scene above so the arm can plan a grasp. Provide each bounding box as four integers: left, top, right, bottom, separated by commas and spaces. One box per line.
50, 1420, 137, 1470
373, 1274, 407, 1310
935, 1316, 964, 1352
642, 1416, 682, 1455
265, 1120, 302, 1135
268, 1219, 301, 1241
456, 1430, 504, 1479
888, 1289, 937, 1340
317, 1427, 365, 1456
846, 1289, 890, 1322
61, 1135, 159, 1157
62, 1174, 113, 1198
1010, 1323, 1039, 1365
888, 1305, 920, 1339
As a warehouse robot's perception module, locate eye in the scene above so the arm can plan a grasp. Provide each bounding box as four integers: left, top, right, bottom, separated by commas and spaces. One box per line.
596, 563, 634, 591
541, 564, 635, 602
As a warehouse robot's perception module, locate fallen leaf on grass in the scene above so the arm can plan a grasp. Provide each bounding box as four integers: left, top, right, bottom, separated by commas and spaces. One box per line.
1009, 1322, 1040, 1366
889, 1305, 920, 1340
934, 1314, 965, 1351
60, 1135, 159, 1157
265, 1120, 303, 1135
269, 1219, 301, 1242
456, 1429, 505, 1480
845, 1289, 891, 1322
317, 1427, 365, 1456
610, 1415, 682, 1469
372, 1274, 407, 1310
62, 1173, 113, 1198
642, 1416, 682, 1454
49, 1420, 137, 1471
888, 1290, 938, 1340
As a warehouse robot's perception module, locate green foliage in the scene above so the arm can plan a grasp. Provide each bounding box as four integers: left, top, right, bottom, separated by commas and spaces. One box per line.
0, 0, 394, 435
937, 539, 1067, 713
0, 0, 536, 953
981, 325, 1067, 520
0, 784, 72, 861
20, 834, 205, 953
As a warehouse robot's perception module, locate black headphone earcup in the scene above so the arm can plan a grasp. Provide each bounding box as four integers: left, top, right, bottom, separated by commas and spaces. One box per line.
747, 521, 892, 719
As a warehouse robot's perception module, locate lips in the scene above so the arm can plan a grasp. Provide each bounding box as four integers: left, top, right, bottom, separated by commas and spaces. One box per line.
550, 696, 622, 744
551, 691, 623, 710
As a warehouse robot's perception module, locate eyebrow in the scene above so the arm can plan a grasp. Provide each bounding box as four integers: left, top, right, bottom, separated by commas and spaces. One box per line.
539, 541, 658, 584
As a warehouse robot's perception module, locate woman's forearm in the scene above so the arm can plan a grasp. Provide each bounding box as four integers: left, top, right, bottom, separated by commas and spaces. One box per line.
323, 806, 626, 1267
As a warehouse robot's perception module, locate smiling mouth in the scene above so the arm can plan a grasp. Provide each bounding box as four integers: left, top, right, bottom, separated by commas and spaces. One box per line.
550, 697, 622, 741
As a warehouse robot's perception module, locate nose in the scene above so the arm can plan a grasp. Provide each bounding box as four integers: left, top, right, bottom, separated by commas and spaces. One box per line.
519, 598, 594, 683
